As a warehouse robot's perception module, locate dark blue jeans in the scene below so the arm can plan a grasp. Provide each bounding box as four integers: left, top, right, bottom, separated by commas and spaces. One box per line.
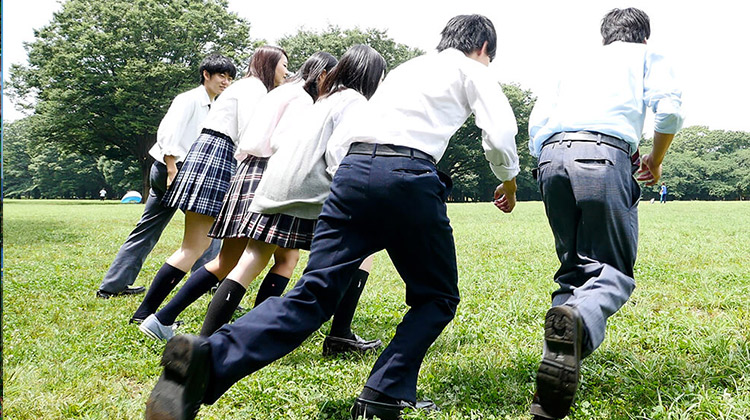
205, 152, 459, 404
537, 139, 639, 354
98, 161, 220, 294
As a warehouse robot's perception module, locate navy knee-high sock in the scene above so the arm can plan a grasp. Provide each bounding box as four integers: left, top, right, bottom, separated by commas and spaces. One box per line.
200, 279, 246, 336
329, 269, 370, 339
253, 272, 291, 307
132, 263, 186, 320
156, 266, 220, 326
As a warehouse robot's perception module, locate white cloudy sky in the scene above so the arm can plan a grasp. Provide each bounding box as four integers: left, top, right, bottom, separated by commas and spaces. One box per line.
3, 0, 750, 132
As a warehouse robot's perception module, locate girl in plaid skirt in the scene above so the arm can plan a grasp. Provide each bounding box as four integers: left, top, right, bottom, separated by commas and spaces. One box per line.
197, 45, 388, 355
133, 46, 289, 328
139, 52, 342, 342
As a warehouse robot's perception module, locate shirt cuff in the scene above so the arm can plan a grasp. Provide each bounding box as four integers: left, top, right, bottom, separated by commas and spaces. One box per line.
490, 162, 520, 182
654, 99, 684, 135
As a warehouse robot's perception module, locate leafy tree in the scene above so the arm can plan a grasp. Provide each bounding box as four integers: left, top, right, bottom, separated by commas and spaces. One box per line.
97, 157, 142, 198
28, 144, 107, 199
8, 0, 254, 197
3, 118, 39, 198
3, 117, 109, 199
278, 26, 423, 72
438, 83, 537, 201
640, 126, 750, 200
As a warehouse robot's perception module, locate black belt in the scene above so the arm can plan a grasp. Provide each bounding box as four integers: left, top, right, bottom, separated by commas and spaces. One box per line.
201, 128, 233, 142
542, 131, 631, 155
347, 142, 436, 164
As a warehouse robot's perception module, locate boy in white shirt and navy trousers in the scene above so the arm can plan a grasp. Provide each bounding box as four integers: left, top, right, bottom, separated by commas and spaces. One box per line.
145, 15, 520, 420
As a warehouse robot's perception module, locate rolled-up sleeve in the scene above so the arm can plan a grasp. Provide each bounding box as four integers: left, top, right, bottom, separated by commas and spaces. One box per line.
645, 50, 684, 134
156, 93, 195, 162
466, 74, 520, 181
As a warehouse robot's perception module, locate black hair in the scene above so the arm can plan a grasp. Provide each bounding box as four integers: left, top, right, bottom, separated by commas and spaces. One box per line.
246, 45, 289, 91
285, 52, 338, 101
199, 54, 237, 84
319, 44, 386, 100
436, 14, 497, 62
601, 8, 651, 45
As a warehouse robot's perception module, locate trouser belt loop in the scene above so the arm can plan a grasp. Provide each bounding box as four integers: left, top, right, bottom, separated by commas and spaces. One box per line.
371, 144, 378, 158
597, 133, 602, 145
409, 149, 415, 160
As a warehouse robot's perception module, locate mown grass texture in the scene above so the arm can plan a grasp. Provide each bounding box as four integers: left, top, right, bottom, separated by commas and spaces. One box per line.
3, 199, 749, 419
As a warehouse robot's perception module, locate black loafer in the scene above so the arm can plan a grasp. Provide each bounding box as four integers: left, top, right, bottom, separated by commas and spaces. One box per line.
145, 335, 210, 420
323, 334, 382, 356
96, 286, 146, 299
350, 397, 439, 420
532, 305, 583, 419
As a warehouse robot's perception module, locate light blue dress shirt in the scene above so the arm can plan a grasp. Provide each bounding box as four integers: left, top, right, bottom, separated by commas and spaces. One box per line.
528, 41, 684, 157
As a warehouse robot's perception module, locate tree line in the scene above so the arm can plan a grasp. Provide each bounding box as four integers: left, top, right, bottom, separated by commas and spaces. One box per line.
3, 0, 748, 201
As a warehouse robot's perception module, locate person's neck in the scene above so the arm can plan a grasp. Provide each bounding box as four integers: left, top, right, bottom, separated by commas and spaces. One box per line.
203, 84, 218, 101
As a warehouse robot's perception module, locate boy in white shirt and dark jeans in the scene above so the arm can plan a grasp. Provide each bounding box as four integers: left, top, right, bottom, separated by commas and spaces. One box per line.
145, 15, 519, 420
96, 54, 235, 300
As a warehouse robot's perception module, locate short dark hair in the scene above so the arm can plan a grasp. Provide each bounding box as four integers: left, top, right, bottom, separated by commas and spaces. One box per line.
320, 44, 386, 100
199, 54, 237, 84
286, 52, 338, 101
601, 8, 651, 45
246, 46, 289, 91
436, 14, 497, 61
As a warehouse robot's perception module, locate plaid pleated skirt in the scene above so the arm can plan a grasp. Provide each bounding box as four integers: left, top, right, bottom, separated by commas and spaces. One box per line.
208, 155, 268, 239
162, 129, 237, 217
243, 212, 317, 250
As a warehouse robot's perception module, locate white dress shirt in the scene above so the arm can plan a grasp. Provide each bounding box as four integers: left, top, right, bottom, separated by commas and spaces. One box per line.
528, 41, 684, 157
340, 48, 520, 182
235, 81, 313, 161
249, 89, 367, 219
149, 85, 212, 164
201, 76, 268, 145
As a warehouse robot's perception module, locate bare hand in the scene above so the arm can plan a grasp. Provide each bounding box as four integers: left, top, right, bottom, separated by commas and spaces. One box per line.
493, 182, 516, 213
166, 167, 177, 189
637, 153, 661, 186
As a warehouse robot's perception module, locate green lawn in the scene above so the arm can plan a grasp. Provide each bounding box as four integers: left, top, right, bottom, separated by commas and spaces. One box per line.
3, 200, 749, 419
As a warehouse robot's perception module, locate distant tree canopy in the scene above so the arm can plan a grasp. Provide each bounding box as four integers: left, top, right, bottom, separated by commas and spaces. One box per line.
5, 7, 748, 202
7, 0, 255, 197
639, 126, 750, 200
278, 26, 423, 72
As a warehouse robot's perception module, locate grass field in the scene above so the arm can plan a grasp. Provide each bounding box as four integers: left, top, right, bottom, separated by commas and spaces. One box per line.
3, 199, 749, 419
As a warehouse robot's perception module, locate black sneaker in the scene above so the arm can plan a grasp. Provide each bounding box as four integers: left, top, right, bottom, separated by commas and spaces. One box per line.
531, 305, 584, 419
145, 335, 211, 420
323, 334, 382, 356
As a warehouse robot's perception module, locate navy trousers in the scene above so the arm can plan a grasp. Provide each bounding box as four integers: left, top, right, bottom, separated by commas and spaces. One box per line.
98, 162, 220, 294
536, 138, 639, 354
204, 151, 459, 404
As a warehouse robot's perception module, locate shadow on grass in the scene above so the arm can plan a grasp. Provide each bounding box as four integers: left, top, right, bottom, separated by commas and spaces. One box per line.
6, 219, 85, 245
5, 199, 141, 206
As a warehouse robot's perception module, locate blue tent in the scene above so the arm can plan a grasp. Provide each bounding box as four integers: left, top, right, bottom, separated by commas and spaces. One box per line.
120, 190, 142, 204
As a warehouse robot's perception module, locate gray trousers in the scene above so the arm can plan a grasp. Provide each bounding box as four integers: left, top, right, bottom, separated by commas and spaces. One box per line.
536, 138, 639, 355
98, 161, 220, 294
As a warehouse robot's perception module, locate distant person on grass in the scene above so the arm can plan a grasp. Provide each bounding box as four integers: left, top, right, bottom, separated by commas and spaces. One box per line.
144, 14, 519, 420
660, 182, 668, 203
96, 54, 235, 299
527, 7, 683, 419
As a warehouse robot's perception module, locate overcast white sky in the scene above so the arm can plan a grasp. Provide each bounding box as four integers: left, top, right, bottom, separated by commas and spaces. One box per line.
3, 0, 750, 133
